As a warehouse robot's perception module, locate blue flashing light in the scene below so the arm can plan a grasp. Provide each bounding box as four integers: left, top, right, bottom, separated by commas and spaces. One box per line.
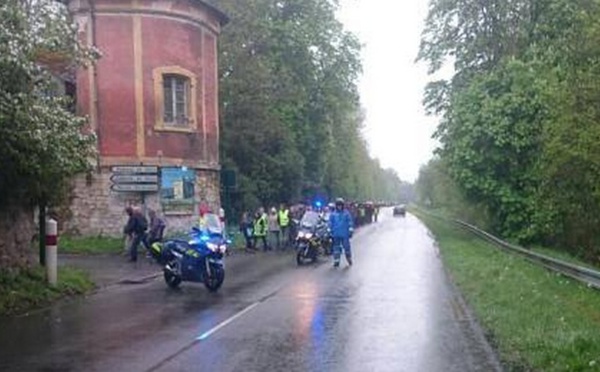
315, 201, 323, 208
200, 234, 210, 242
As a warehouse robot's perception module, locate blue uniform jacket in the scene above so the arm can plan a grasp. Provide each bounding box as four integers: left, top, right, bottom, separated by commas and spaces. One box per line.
328, 210, 354, 239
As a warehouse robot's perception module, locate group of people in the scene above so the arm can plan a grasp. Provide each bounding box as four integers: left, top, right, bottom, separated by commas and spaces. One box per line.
123, 206, 166, 262
122, 197, 377, 267
239, 198, 355, 267
239, 204, 293, 252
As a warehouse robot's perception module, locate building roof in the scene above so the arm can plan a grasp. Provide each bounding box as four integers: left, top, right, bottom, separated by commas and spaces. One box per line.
193, 0, 229, 26
59, 0, 229, 26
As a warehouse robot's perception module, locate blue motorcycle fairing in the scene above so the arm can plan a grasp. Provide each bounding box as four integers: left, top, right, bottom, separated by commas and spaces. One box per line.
161, 229, 227, 283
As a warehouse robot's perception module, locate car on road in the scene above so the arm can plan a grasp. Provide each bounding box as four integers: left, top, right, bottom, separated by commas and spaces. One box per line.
393, 205, 406, 217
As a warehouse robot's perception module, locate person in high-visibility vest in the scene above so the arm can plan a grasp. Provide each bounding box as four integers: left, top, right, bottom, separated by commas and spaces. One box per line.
278, 203, 291, 248
253, 208, 269, 251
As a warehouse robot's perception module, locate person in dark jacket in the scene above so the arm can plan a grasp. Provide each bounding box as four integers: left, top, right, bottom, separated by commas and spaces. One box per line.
240, 211, 254, 251
123, 206, 148, 262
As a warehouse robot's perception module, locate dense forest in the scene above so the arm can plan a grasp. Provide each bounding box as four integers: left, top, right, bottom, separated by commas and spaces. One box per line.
206, 0, 409, 213
416, 0, 600, 263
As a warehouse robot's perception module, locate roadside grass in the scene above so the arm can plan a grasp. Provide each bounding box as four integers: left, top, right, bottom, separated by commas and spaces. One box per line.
414, 211, 600, 372
0, 267, 94, 316
59, 235, 124, 254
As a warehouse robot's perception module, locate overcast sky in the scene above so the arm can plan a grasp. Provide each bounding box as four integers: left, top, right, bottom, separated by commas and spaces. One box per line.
337, 0, 439, 183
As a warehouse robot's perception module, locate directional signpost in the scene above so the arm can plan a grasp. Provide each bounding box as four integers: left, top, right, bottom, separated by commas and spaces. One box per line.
110, 166, 159, 193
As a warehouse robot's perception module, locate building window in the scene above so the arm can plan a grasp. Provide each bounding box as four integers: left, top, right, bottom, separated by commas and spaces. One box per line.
160, 166, 196, 214
163, 74, 190, 126
153, 66, 198, 132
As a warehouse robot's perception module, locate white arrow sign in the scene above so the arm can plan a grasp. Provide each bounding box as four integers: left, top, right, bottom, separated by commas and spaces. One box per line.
111, 184, 159, 192
111, 166, 158, 174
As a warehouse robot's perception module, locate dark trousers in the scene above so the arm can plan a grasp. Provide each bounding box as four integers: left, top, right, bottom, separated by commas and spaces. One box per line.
244, 234, 253, 249
280, 225, 290, 247
253, 235, 268, 251
128, 232, 148, 261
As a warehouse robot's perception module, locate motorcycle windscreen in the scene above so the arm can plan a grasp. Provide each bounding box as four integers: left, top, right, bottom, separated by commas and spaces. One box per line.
300, 211, 320, 229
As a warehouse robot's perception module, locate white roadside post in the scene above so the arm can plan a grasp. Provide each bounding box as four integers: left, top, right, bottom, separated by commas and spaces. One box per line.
45, 219, 58, 286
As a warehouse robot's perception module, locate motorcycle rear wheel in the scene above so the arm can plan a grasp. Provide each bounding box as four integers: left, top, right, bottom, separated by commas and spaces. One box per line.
204, 265, 225, 292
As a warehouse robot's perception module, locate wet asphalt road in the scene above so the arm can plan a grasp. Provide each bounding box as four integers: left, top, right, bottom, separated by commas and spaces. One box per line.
0, 211, 501, 372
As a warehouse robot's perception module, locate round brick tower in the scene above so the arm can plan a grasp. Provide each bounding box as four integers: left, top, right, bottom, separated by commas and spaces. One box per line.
65, 0, 228, 235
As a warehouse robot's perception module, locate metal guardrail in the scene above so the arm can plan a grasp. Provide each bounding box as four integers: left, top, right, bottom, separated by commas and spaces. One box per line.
415, 207, 600, 290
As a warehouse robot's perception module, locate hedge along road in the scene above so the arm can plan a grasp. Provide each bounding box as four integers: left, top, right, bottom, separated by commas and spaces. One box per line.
0, 210, 500, 372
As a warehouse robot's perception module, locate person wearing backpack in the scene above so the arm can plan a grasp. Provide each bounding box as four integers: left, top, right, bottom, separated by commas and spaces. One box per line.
123, 206, 149, 262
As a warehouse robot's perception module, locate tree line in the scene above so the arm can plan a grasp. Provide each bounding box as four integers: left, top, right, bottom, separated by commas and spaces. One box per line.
207, 0, 408, 215
416, 0, 600, 263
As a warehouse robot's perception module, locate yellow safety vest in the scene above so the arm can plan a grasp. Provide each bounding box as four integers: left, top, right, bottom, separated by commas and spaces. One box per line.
278, 209, 290, 227
254, 214, 267, 237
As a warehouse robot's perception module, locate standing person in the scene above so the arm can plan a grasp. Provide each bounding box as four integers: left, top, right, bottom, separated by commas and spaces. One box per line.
268, 207, 281, 250
198, 202, 211, 229
219, 207, 226, 231
240, 212, 255, 251
253, 208, 269, 251
278, 203, 291, 248
123, 206, 148, 262
329, 198, 354, 268
148, 209, 166, 245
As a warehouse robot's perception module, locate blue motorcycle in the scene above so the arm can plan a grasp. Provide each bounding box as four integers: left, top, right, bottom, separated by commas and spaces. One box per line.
150, 213, 228, 292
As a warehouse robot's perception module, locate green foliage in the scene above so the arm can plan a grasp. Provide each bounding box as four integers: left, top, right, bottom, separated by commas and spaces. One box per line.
416, 211, 600, 371
417, 0, 600, 260
0, 0, 96, 208
209, 0, 405, 215
0, 267, 94, 316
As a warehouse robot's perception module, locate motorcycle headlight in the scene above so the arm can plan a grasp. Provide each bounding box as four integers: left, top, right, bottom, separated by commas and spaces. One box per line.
298, 231, 305, 238
206, 242, 219, 252
219, 245, 227, 254
305, 233, 313, 239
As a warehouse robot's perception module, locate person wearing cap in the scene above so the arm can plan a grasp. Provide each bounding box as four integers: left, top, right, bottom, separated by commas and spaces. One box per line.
328, 198, 354, 267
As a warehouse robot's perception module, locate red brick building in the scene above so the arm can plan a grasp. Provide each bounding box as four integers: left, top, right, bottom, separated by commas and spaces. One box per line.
65, 0, 227, 235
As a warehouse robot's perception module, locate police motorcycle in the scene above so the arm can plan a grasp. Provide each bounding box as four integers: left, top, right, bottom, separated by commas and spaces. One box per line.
149, 213, 229, 292
295, 210, 329, 265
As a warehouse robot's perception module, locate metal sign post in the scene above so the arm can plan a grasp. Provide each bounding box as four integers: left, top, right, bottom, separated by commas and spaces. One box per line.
110, 166, 160, 217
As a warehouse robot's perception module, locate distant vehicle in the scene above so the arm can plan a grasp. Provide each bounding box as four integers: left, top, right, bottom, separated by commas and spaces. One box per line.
393, 205, 406, 217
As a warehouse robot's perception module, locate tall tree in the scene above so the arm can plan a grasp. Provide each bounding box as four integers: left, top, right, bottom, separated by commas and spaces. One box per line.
0, 0, 96, 270
209, 0, 403, 217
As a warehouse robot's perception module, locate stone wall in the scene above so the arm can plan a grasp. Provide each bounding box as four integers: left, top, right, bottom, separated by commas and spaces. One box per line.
64, 167, 221, 237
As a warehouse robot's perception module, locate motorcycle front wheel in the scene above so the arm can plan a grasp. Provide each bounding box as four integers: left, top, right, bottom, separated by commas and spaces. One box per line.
296, 250, 305, 266
204, 264, 225, 292
164, 270, 181, 289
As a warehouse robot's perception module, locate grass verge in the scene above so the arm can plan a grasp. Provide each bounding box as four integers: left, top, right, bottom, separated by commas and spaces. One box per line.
0, 267, 94, 316
59, 235, 124, 254
414, 210, 600, 372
